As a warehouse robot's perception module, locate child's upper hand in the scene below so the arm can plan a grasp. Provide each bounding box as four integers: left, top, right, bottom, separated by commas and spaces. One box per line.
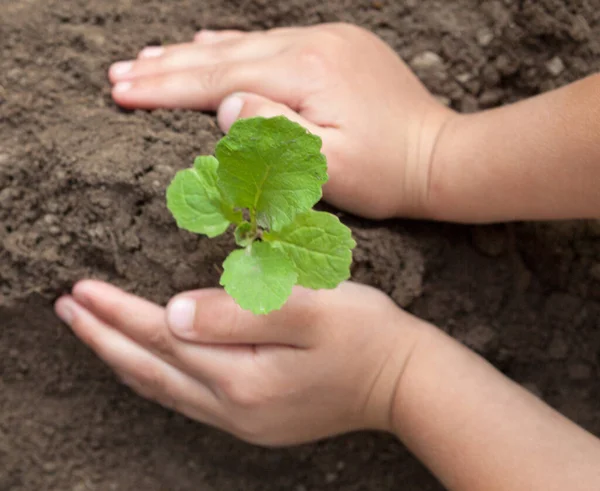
109, 23, 455, 220
55, 280, 422, 446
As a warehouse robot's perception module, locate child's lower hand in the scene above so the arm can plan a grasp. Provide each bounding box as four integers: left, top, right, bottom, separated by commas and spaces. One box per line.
55, 280, 422, 445
55, 279, 600, 488
109, 23, 454, 219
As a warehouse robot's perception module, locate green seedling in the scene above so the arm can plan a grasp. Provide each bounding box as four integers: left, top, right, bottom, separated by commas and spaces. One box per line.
166, 116, 356, 315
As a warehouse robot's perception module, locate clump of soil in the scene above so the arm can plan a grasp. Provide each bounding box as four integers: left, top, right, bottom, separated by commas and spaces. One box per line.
1, 1, 599, 490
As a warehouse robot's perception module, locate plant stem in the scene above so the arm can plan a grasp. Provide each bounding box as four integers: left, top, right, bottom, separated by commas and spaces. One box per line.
249, 207, 258, 239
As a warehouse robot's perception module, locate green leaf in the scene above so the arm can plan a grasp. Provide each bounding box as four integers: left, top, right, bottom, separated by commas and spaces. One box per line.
220, 241, 297, 315
263, 210, 356, 289
166, 156, 242, 238
216, 116, 328, 231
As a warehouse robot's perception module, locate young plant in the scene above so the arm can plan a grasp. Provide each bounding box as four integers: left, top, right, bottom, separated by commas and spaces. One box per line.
166, 116, 356, 315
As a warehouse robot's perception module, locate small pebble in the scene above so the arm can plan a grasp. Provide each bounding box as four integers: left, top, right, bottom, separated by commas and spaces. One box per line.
478, 88, 504, 108
546, 56, 565, 77
410, 51, 444, 71
43, 214, 58, 225
90, 196, 112, 209
455, 72, 473, 84
59, 235, 72, 246
155, 164, 174, 174
460, 94, 479, 113
481, 65, 501, 87
464, 78, 482, 95
325, 472, 338, 484
495, 54, 520, 76
461, 325, 498, 353
476, 27, 494, 47
435, 95, 451, 107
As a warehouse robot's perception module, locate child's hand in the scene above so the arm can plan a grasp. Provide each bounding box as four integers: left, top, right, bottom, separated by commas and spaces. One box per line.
108, 23, 454, 220
55, 280, 422, 445
55, 279, 600, 487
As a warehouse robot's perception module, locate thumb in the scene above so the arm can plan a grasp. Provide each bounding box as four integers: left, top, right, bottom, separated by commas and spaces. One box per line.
217, 92, 323, 135
166, 287, 319, 347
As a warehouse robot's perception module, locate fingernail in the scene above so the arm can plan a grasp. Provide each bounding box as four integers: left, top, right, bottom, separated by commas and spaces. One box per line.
218, 94, 244, 132
140, 46, 164, 58
167, 298, 196, 337
55, 297, 75, 325
113, 81, 132, 93
111, 61, 133, 76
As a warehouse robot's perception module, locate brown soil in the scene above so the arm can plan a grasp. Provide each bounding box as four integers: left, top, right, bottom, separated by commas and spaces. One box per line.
1, 0, 599, 489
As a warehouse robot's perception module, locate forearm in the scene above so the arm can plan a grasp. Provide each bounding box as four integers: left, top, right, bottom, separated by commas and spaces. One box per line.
428, 73, 600, 223
392, 325, 600, 491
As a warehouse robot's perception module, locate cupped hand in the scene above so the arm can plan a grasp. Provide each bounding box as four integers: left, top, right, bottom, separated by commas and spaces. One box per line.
108, 23, 455, 220
55, 280, 423, 446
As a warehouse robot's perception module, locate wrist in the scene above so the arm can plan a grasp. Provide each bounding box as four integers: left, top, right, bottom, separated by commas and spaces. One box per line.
420, 111, 473, 223
387, 323, 454, 439
401, 103, 460, 220
360, 310, 431, 434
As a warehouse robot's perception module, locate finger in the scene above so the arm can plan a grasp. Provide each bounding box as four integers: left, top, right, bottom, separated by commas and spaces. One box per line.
217, 92, 325, 137
111, 59, 304, 111
55, 295, 223, 425
194, 29, 246, 44
166, 287, 318, 347
70, 280, 263, 380
110, 36, 283, 82
194, 27, 301, 43
72, 280, 173, 357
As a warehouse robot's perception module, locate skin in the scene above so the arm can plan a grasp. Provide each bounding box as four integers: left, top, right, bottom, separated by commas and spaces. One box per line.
430, 72, 600, 223
55, 23, 600, 490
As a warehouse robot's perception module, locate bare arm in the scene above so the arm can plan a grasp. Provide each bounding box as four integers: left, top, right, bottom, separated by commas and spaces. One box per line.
107, 24, 599, 224
429, 74, 600, 223
57, 279, 600, 491
393, 324, 600, 491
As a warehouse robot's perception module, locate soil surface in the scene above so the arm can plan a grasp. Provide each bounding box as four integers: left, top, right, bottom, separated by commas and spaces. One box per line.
1, 0, 600, 490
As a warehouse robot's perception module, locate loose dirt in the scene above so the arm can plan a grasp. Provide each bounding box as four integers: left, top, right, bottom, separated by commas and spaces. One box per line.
1, 1, 599, 489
